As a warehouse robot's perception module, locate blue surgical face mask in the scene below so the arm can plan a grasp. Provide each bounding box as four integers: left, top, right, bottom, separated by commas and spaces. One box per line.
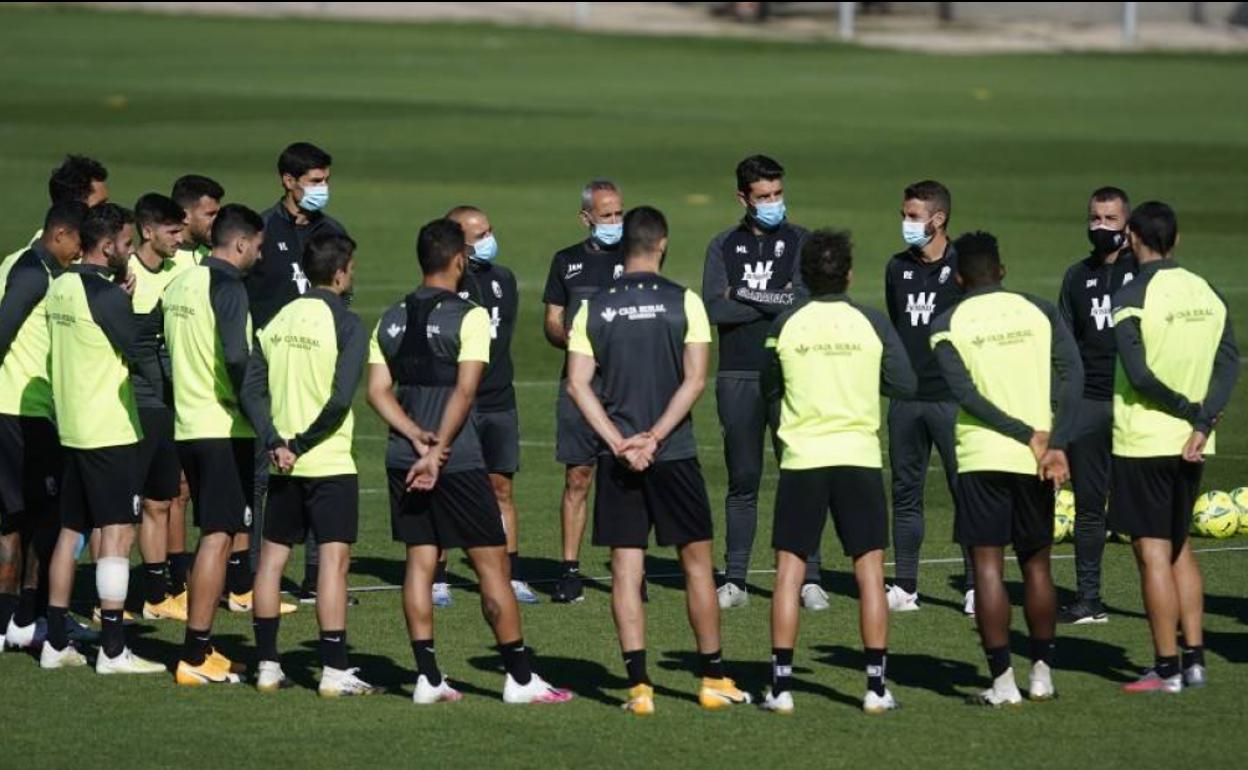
902, 219, 933, 248
752, 199, 786, 229
471, 233, 499, 263
592, 222, 623, 247
298, 184, 330, 212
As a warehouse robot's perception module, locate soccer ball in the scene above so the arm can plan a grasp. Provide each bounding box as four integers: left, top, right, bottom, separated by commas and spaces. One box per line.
1053, 490, 1075, 543
1231, 487, 1248, 536
1192, 491, 1238, 539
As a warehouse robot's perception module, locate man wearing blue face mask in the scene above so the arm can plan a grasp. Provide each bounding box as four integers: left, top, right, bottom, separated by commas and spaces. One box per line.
882, 180, 974, 616
702, 154, 824, 612
449, 205, 537, 606
246, 142, 349, 609
542, 179, 627, 604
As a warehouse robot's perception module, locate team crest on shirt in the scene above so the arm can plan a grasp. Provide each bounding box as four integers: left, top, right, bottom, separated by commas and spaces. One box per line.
903, 270, 914, 280
774, 240, 786, 258
1123, 272, 1134, 286
492, 280, 503, 299
735, 245, 749, 255
386, 323, 404, 338
601, 308, 618, 323
457, 291, 470, 300
44, 476, 58, 498
939, 266, 952, 284
613, 264, 624, 279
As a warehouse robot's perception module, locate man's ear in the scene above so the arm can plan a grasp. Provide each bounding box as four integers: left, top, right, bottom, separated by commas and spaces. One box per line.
998, 263, 1007, 282
578, 209, 591, 228
846, 268, 854, 291
736, 190, 748, 209
281, 173, 297, 193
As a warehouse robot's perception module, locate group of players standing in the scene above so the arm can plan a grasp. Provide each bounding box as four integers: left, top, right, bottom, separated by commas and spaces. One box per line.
0, 148, 1237, 713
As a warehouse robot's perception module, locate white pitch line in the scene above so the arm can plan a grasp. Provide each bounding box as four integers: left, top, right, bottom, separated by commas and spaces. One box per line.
327, 544, 1248, 595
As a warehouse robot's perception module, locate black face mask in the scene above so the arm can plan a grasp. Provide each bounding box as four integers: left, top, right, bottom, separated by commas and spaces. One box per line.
1088, 227, 1125, 257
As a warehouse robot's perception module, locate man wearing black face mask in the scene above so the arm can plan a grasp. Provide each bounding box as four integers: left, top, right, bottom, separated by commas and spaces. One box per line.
1056, 186, 1138, 625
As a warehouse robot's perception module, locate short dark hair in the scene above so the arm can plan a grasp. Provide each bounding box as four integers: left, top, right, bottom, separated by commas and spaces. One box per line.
952, 231, 1001, 287
416, 218, 465, 275
303, 233, 357, 287
210, 203, 264, 248
134, 193, 186, 230
277, 142, 332, 179
48, 155, 107, 205
80, 203, 134, 254
800, 229, 854, 295
904, 180, 952, 228
736, 154, 785, 194
1090, 186, 1130, 211
622, 206, 668, 257
1127, 201, 1178, 255
445, 204, 483, 220
43, 200, 89, 234
171, 174, 224, 209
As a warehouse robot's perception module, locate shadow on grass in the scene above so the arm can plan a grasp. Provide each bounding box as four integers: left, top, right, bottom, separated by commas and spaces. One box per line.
814, 643, 984, 701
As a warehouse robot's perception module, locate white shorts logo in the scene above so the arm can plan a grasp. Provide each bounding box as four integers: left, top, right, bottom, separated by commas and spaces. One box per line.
132, 495, 141, 518
243, 506, 253, 527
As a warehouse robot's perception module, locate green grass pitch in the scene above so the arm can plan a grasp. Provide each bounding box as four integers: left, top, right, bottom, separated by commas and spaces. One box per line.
0, 6, 1245, 768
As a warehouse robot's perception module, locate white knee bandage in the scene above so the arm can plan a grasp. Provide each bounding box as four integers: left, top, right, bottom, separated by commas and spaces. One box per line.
96, 556, 130, 603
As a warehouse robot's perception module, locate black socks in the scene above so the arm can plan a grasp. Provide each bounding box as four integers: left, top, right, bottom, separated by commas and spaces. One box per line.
623, 649, 649, 687
499, 639, 533, 685
1029, 638, 1055, 667
865, 648, 888, 697
985, 645, 1011, 679
144, 562, 168, 605
320, 629, 347, 670
253, 616, 279, 663
771, 647, 794, 695
99, 609, 124, 658
226, 550, 250, 596
0, 592, 16, 632
183, 626, 211, 666
699, 649, 724, 680
46, 605, 68, 651
411, 638, 442, 685
167, 552, 189, 595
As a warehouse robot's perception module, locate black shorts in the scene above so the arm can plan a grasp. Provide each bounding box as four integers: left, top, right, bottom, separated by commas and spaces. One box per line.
265, 474, 358, 545
592, 456, 713, 549
60, 445, 139, 531
388, 468, 505, 549
137, 408, 180, 501
178, 438, 255, 535
0, 415, 62, 532
773, 466, 888, 558
475, 408, 520, 475
556, 384, 599, 467
956, 472, 1053, 552
1109, 456, 1202, 547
